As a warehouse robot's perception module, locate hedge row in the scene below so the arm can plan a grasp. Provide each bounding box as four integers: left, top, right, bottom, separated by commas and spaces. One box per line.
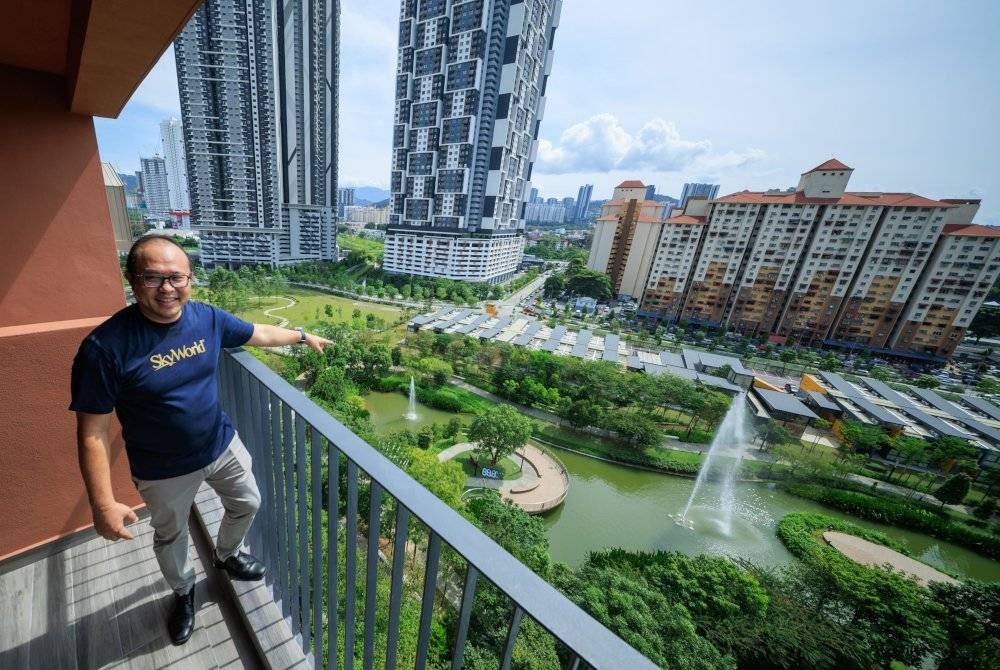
776, 511, 911, 560
783, 483, 1000, 560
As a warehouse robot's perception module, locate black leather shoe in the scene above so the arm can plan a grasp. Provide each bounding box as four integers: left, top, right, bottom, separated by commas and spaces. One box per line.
168, 587, 196, 646
213, 551, 266, 581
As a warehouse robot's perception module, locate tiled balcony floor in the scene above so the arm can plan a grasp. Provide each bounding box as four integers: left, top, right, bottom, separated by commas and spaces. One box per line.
0, 515, 262, 669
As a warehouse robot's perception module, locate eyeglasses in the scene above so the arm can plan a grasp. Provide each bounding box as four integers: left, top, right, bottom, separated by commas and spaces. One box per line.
137, 273, 192, 288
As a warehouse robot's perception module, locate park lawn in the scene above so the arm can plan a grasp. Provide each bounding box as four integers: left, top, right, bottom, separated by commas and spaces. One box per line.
338, 233, 384, 257
532, 422, 705, 473
453, 452, 522, 480
235, 288, 404, 328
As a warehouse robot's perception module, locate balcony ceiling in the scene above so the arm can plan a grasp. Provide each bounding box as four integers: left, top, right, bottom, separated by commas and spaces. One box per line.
0, 0, 202, 118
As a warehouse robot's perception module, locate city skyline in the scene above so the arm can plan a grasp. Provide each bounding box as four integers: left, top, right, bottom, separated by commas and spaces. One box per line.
94, 0, 1000, 228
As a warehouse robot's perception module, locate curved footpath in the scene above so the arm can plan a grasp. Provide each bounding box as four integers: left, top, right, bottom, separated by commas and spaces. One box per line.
261, 295, 296, 327
438, 442, 569, 514
823, 531, 958, 586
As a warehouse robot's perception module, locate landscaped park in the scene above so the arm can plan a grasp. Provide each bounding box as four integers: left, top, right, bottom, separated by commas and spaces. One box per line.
196, 266, 1000, 670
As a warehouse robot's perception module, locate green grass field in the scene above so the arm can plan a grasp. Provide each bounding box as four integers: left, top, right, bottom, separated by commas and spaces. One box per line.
234, 288, 404, 328
338, 233, 384, 257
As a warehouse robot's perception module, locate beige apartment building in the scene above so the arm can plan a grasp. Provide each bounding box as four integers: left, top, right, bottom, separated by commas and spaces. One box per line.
890, 215, 1000, 357
640, 196, 708, 319
586, 180, 669, 299
591, 160, 998, 360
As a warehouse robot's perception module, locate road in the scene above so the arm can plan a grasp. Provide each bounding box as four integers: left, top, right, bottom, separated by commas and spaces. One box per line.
496, 269, 549, 313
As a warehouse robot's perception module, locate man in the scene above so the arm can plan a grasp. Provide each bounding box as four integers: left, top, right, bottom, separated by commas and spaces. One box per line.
70, 236, 331, 645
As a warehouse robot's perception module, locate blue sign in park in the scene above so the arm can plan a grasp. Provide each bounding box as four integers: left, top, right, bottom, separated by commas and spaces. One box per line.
481, 467, 502, 480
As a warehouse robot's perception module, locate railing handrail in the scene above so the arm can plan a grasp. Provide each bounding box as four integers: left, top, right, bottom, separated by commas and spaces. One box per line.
224, 348, 657, 669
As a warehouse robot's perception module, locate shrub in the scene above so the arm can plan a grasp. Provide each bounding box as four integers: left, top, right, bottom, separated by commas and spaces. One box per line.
973, 498, 997, 520
934, 473, 971, 505
782, 483, 1000, 559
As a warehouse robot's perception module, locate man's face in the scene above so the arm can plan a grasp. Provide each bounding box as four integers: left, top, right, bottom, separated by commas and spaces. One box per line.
129, 241, 192, 323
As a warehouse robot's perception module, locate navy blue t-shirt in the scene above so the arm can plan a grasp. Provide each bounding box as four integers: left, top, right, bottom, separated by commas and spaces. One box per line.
69, 301, 255, 480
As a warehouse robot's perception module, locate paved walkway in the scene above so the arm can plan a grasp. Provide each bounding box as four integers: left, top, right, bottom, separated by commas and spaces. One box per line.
438, 442, 569, 513
823, 531, 958, 586
261, 295, 296, 327
845, 473, 974, 515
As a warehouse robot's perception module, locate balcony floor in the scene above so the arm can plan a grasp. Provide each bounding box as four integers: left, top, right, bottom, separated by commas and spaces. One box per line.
0, 515, 262, 669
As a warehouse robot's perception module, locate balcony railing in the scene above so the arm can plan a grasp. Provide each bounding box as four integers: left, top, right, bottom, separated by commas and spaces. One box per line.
217, 348, 655, 669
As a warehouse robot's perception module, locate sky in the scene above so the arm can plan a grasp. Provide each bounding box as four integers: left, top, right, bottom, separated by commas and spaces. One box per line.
95, 0, 1000, 224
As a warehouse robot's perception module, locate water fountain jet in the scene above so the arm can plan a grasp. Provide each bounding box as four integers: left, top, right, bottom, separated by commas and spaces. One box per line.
678, 393, 751, 536
404, 376, 418, 420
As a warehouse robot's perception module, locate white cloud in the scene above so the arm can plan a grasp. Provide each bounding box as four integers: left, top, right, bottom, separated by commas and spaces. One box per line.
536, 113, 763, 177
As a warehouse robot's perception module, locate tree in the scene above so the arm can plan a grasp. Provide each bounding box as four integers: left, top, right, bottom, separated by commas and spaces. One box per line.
467, 405, 532, 465
977, 377, 1000, 394
758, 422, 793, 452
838, 420, 889, 454
416, 426, 434, 450
390, 346, 402, 366
444, 417, 463, 439
564, 269, 613, 300
686, 392, 730, 440
972, 498, 997, 520
886, 435, 928, 481
415, 356, 453, 387
869, 365, 893, 381
927, 435, 979, 472
551, 551, 740, 670
934, 473, 972, 505
818, 355, 842, 372
915, 374, 941, 389
969, 306, 1000, 342
542, 273, 564, 299
406, 449, 466, 510
324, 304, 334, 317
311, 366, 349, 404
930, 581, 1000, 669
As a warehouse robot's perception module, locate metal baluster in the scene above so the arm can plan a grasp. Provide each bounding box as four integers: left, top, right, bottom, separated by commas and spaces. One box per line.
311, 426, 323, 667
362, 482, 383, 670
327, 439, 340, 670
384, 504, 410, 670
257, 379, 278, 584
297, 413, 311, 652
451, 565, 479, 670
282, 402, 297, 625
271, 394, 287, 613
414, 532, 442, 670
344, 460, 359, 670
500, 606, 523, 670
246, 375, 266, 560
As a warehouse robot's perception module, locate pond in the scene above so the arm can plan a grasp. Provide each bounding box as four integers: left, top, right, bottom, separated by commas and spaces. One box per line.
541, 447, 1000, 582
363, 391, 465, 434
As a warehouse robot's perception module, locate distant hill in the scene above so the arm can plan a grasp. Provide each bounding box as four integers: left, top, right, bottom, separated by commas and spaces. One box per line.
351, 186, 390, 204
119, 173, 139, 191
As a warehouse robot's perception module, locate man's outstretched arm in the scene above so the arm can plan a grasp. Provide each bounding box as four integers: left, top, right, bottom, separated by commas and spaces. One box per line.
246, 324, 332, 353
76, 411, 137, 540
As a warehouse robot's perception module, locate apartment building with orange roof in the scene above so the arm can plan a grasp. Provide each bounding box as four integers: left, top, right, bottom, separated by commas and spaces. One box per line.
586, 180, 669, 299
890, 212, 1000, 357
587, 160, 999, 360
639, 196, 708, 320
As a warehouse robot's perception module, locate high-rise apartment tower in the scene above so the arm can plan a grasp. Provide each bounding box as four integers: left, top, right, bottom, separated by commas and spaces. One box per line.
139, 155, 170, 219
575, 184, 593, 221
383, 0, 562, 284
175, 0, 338, 267
159, 118, 190, 220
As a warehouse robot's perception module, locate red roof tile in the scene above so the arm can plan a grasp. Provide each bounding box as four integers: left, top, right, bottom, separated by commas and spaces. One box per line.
616, 180, 645, 188
666, 215, 706, 224
712, 191, 952, 208
804, 158, 852, 173
943, 224, 1000, 238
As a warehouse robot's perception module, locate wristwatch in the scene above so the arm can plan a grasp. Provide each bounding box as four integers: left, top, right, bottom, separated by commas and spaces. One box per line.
294, 327, 306, 343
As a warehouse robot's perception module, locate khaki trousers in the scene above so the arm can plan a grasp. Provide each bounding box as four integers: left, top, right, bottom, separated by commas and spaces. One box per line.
133, 434, 261, 594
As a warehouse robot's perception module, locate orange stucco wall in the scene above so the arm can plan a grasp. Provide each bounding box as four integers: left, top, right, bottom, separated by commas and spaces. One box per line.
0, 65, 138, 560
